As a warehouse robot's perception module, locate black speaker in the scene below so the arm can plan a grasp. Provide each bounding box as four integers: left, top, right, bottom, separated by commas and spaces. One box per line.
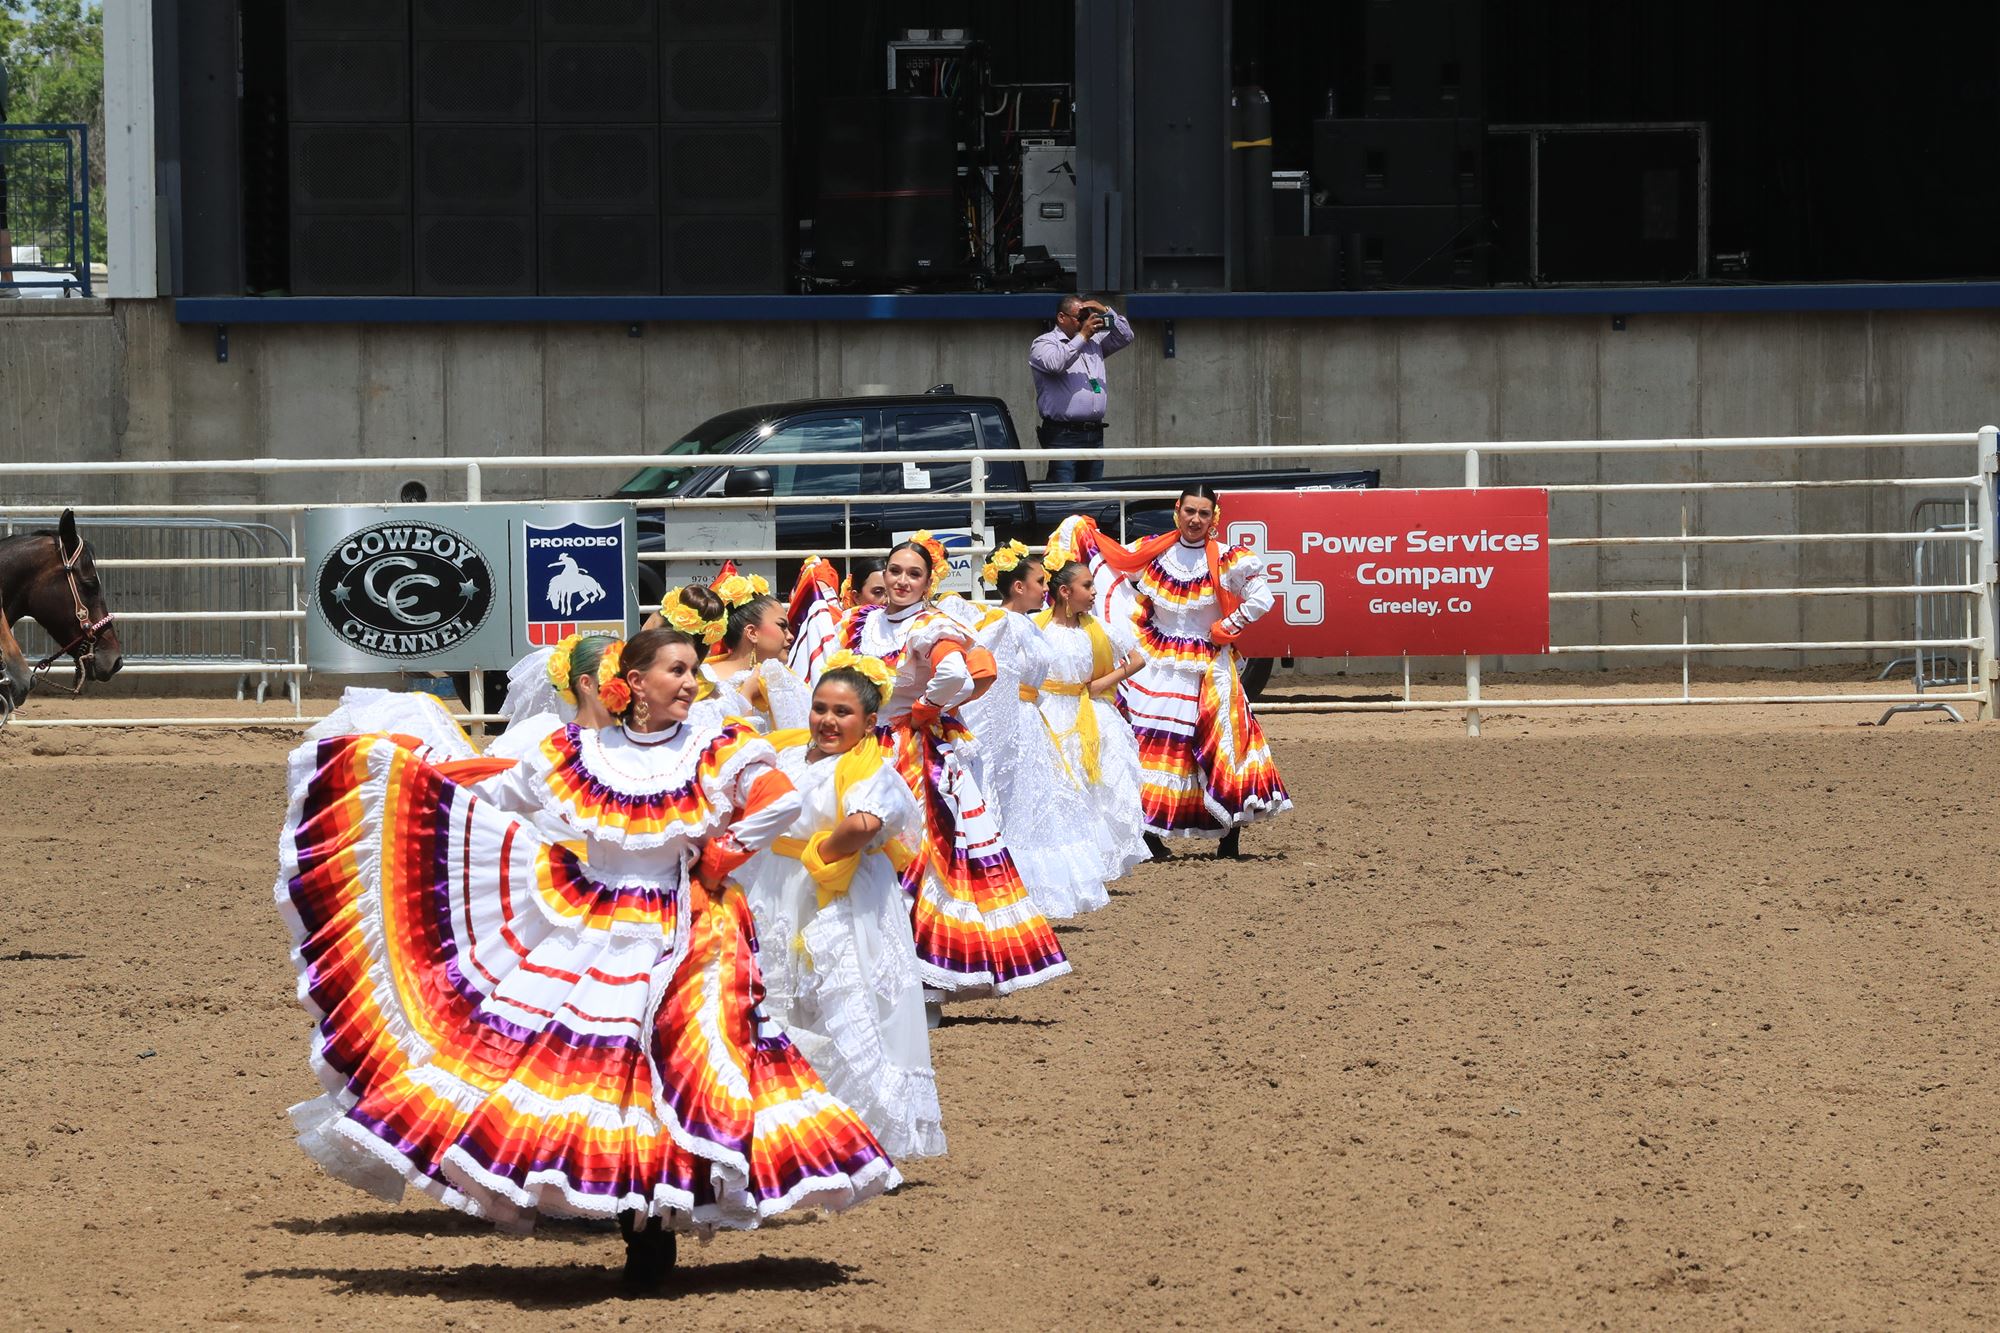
288, 0, 408, 35
882, 97, 954, 191
539, 42, 659, 122
814, 199, 878, 276
660, 41, 781, 122
540, 126, 659, 212
1312, 203, 1489, 288
661, 0, 780, 41
1362, 0, 1484, 118
416, 215, 536, 294
290, 124, 412, 213
414, 40, 535, 121
288, 40, 410, 122
417, 127, 534, 214
662, 123, 781, 215
1313, 119, 1485, 205
539, 0, 656, 40
817, 97, 882, 198
665, 214, 784, 292
542, 213, 661, 293
883, 196, 961, 280
416, 0, 532, 37
291, 214, 413, 294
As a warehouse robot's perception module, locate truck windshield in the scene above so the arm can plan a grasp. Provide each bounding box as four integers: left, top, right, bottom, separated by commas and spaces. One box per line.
614, 409, 766, 497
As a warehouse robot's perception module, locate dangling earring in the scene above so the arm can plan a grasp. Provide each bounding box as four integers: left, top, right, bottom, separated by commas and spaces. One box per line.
632, 693, 650, 728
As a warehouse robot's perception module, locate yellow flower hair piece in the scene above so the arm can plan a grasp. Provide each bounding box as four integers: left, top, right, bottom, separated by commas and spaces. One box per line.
824, 649, 895, 696
660, 585, 728, 646
713, 571, 770, 610
595, 638, 631, 714
980, 539, 1032, 588
903, 529, 951, 594
545, 631, 590, 706
1042, 523, 1080, 573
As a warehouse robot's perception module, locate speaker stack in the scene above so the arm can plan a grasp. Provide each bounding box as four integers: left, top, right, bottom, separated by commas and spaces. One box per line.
814, 96, 957, 283
1312, 0, 1488, 289
286, 0, 413, 294
283, 0, 786, 296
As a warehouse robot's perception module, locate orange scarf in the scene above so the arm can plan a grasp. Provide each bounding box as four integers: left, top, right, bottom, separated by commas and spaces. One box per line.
1082, 518, 1245, 644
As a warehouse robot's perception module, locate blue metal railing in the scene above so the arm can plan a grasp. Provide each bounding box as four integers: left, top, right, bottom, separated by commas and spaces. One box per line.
0, 122, 93, 297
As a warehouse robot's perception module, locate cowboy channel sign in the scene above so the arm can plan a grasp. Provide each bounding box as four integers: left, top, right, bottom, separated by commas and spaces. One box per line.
305, 502, 641, 672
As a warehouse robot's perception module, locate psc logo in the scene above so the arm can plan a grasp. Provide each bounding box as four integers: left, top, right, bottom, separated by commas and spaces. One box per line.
1224, 519, 1325, 624
316, 520, 495, 657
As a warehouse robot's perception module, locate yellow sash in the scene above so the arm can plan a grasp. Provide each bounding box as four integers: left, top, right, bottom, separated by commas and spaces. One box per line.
1030, 610, 1115, 784
765, 730, 887, 906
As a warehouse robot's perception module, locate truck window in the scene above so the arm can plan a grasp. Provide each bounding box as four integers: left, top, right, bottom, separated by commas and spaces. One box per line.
751, 416, 869, 496
892, 411, 977, 493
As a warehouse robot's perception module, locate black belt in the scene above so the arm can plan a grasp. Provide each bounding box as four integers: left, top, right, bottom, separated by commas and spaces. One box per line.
1041, 418, 1107, 432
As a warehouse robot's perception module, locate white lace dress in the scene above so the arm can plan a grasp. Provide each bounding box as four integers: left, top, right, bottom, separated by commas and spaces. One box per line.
958, 610, 1113, 918
736, 739, 945, 1160
1036, 616, 1151, 880
702, 659, 814, 733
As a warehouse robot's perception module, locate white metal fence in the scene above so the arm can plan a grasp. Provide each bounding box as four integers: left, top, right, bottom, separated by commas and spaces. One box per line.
1, 427, 1993, 733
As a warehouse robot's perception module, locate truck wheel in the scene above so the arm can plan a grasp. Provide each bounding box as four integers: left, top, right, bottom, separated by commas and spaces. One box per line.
1239, 656, 1274, 701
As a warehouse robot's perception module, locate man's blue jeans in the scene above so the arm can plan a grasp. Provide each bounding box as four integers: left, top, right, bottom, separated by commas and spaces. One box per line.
1041, 421, 1106, 486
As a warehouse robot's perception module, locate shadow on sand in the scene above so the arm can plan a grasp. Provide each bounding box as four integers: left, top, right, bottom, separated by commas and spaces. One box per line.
245, 1253, 857, 1308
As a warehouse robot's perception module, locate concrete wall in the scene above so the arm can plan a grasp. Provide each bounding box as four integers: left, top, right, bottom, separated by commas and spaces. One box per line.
4, 297, 1996, 672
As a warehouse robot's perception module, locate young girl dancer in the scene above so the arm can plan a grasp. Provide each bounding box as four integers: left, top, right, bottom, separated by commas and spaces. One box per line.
276, 611, 898, 1287
957, 541, 1114, 917
792, 533, 1070, 1000
1036, 556, 1150, 879
736, 653, 945, 1159
700, 566, 808, 731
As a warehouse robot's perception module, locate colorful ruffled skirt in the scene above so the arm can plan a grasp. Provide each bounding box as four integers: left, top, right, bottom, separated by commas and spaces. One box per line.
1125, 638, 1291, 837
276, 733, 899, 1233
885, 715, 1071, 997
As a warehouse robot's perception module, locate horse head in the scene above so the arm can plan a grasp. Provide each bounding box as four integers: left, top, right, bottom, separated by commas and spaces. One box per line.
3, 510, 123, 684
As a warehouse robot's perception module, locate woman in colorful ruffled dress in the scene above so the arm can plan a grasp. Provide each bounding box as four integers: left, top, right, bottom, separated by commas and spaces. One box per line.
695, 566, 808, 732
275, 610, 899, 1287
1033, 549, 1151, 880
953, 541, 1114, 918
735, 653, 945, 1159
792, 533, 1071, 1001
1065, 488, 1290, 858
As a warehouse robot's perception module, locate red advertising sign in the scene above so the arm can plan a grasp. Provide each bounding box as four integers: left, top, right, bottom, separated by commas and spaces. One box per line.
1221, 488, 1550, 657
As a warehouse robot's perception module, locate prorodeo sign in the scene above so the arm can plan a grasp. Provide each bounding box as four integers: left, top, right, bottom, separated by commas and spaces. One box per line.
314, 519, 496, 658
1222, 487, 1550, 657
523, 519, 627, 645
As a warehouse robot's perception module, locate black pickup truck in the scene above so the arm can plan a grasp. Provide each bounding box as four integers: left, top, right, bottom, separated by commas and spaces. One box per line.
610, 388, 1376, 697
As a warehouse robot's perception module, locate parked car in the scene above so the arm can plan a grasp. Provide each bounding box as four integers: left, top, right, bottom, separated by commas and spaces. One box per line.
612, 388, 1378, 698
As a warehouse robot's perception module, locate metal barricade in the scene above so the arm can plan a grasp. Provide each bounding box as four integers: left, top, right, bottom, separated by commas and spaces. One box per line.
1875, 498, 1975, 724
0, 123, 94, 296
1, 516, 299, 702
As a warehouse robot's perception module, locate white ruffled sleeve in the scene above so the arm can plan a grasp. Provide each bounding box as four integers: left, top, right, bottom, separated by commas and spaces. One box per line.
499, 647, 574, 730
842, 759, 922, 848
1218, 544, 1275, 631
757, 659, 813, 731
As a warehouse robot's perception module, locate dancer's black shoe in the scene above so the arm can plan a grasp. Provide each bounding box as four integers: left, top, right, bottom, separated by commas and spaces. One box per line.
1144, 832, 1171, 860
619, 1213, 677, 1289
1217, 827, 1242, 860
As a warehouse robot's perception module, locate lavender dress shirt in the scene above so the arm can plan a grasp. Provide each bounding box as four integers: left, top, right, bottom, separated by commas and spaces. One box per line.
1028, 311, 1135, 424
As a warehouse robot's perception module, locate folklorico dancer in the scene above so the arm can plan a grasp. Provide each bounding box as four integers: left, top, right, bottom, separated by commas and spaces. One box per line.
791, 532, 1071, 999
784, 556, 887, 684
1069, 487, 1291, 858
1034, 547, 1152, 880
275, 614, 899, 1288
700, 563, 809, 732
948, 541, 1114, 918
735, 653, 946, 1159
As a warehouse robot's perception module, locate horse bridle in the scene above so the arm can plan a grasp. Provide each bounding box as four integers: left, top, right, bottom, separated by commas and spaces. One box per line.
30, 529, 116, 693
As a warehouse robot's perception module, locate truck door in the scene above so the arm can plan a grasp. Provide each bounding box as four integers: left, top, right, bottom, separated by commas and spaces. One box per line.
887, 406, 990, 538
739, 409, 885, 581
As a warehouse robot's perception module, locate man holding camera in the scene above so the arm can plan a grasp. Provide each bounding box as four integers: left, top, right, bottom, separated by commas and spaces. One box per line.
1028, 294, 1134, 485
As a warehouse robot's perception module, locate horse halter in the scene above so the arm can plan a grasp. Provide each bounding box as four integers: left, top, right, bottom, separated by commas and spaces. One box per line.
32, 529, 116, 693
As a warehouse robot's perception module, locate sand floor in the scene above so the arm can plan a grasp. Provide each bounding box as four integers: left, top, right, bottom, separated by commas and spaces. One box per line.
2, 682, 1996, 1330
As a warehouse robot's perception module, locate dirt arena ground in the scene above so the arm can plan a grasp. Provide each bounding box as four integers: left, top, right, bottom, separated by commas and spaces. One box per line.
3, 677, 1997, 1330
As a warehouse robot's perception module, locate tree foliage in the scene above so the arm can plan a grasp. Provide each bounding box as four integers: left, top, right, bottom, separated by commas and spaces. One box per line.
3, 1, 107, 267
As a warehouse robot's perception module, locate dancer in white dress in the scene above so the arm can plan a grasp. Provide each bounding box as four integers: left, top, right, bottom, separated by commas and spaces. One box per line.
1035, 554, 1151, 880
954, 542, 1113, 918
701, 565, 810, 732
735, 653, 945, 1159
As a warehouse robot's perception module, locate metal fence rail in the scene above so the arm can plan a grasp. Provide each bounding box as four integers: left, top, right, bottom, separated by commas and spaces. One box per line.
0, 122, 93, 295
0, 427, 1992, 733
